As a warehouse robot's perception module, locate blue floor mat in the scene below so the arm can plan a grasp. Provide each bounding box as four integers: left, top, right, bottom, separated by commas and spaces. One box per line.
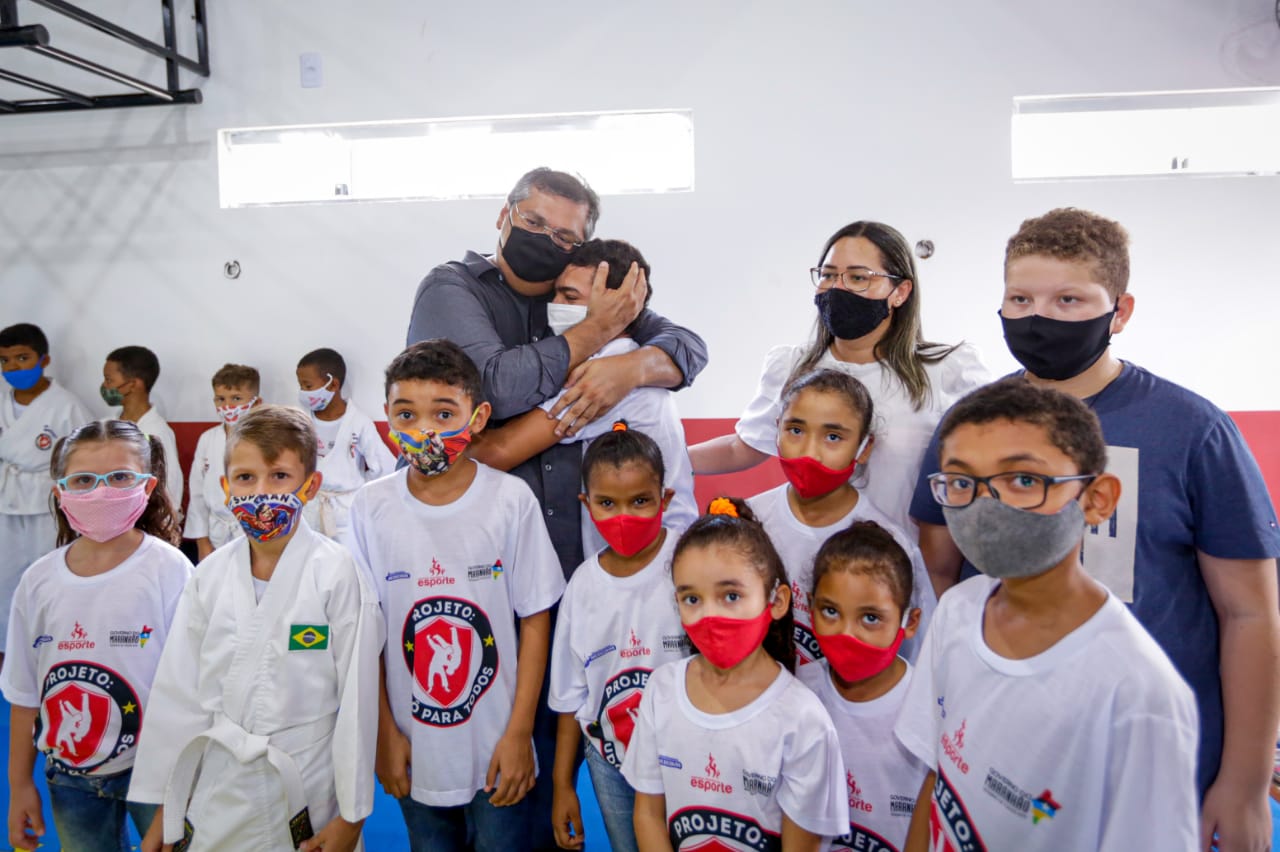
1, 698, 610, 851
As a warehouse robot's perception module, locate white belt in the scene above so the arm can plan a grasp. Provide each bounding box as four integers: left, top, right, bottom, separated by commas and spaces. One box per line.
310, 489, 357, 537
163, 711, 336, 848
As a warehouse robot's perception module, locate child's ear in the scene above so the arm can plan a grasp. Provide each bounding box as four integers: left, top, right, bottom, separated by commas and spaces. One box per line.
303, 472, 323, 500
857, 434, 876, 465
143, 476, 158, 498
769, 583, 792, 621
1111, 293, 1136, 335
39, 354, 50, 369
1081, 472, 1121, 526
661, 487, 675, 511
469, 401, 493, 434
901, 606, 923, 640
578, 492, 589, 509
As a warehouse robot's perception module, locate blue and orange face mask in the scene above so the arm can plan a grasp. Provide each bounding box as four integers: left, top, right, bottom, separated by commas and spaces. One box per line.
392, 410, 479, 477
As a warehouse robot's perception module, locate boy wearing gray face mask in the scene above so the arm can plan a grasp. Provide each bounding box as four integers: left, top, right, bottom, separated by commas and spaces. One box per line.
894, 378, 1199, 852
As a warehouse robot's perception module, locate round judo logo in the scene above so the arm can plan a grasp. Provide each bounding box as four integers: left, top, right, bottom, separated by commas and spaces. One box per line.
402, 596, 498, 728
35, 427, 55, 451
590, 667, 649, 768
35, 661, 140, 774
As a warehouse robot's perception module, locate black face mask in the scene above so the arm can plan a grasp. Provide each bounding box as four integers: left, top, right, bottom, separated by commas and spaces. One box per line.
1000, 308, 1116, 381
500, 224, 574, 284
814, 288, 891, 341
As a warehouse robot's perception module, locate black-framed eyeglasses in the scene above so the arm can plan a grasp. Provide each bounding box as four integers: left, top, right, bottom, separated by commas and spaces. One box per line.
510, 202, 584, 251
810, 266, 905, 292
927, 471, 1096, 510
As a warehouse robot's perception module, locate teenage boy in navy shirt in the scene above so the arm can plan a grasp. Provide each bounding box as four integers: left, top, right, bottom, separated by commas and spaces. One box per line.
910, 207, 1280, 852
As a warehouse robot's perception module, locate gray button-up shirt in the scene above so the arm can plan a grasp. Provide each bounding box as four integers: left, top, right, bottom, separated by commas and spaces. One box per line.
407, 251, 708, 576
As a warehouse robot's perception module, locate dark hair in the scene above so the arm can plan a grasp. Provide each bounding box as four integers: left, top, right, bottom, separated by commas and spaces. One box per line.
780, 369, 875, 443
1005, 207, 1130, 300
791, 221, 959, 410
384, 339, 484, 406
673, 497, 796, 673
298, 348, 347, 387
49, 420, 181, 547
107, 346, 161, 392
581, 422, 666, 491
508, 167, 601, 239
226, 405, 319, 476
566, 239, 653, 337
938, 377, 1107, 475
0, 323, 49, 358
812, 521, 913, 615
211, 363, 260, 394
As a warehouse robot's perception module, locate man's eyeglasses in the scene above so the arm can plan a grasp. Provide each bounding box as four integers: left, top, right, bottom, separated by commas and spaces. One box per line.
927, 471, 1096, 511
810, 266, 904, 292
56, 470, 154, 493
510, 203, 584, 251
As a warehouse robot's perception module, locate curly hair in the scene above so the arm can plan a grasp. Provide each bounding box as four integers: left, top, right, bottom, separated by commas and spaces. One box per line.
1005, 208, 1130, 300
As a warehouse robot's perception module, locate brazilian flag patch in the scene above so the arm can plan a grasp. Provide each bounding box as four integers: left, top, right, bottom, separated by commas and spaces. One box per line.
289, 624, 329, 650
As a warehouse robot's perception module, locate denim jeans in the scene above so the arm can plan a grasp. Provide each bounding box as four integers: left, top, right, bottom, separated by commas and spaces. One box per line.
584, 743, 640, 852
398, 789, 530, 852
45, 762, 158, 852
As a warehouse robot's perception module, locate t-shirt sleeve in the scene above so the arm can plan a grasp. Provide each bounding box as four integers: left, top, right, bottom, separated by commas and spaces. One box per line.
908, 419, 947, 526
619, 679, 664, 794
893, 601, 945, 769
734, 346, 803, 455
775, 698, 851, 837
936, 343, 992, 399
1098, 705, 1200, 850
0, 574, 40, 707
626, 309, 709, 391
358, 421, 397, 480
507, 481, 567, 617
1187, 414, 1280, 559
547, 579, 588, 713
339, 490, 380, 597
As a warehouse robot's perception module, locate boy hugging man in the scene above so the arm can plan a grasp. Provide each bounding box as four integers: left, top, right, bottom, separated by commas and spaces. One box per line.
345, 339, 565, 852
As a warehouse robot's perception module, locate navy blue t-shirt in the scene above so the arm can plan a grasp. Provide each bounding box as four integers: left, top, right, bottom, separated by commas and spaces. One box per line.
909, 363, 1280, 795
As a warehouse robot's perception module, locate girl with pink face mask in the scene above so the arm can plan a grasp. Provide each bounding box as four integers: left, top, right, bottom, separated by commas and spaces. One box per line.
796, 521, 927, 852
1, 419, 191, 852
621, 498, 850, 852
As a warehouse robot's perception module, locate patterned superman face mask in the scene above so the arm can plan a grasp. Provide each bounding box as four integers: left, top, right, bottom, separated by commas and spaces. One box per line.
392, 410, 479, 477
223, 475, 316, 543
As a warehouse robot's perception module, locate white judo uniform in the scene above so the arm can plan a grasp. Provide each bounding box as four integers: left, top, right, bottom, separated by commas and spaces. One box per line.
0, 381, 92, 653
135, 407, 185, 519
303, 405, 396, 540
128, 522, 383, 851
182, 425, 241, 548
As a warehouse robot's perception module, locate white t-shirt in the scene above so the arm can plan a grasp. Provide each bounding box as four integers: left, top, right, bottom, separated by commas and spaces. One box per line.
539, 337, 698, 556
621, 657, 850, 848
747, 483, 935, 665
548, 532, 691, 768
735, 343, 988, 534
797, 659, 927, 852
313, 417, 343, 459
0, 534, 191, 775
136, 407, 185, 518
893, 576, 1199, 851
346, 464, 566, 807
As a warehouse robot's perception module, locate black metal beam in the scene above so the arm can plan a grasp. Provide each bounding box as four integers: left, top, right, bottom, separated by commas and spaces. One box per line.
0, 23, 47, 46
193, 0, 208, 74
1, 88, 200, 113
0, 65, 91, 105
0, 97, 15, 111
27, 0, 208, 76
28, 44, 174, 100
160, 0, 177, 91
0, 0, 17, 28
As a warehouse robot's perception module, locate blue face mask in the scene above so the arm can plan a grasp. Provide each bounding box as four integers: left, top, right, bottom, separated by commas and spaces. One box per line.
3, 364, 44, 391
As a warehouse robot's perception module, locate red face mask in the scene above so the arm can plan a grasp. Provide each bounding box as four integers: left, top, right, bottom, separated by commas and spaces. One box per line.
592, 509, 663, 557
684, 602, 775, 670
777, 434, 870, 500
814, 627, 905, 683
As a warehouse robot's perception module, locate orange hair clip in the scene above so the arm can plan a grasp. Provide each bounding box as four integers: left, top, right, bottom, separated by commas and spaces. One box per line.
611, 421, 628, 432
708, 497, 739, 518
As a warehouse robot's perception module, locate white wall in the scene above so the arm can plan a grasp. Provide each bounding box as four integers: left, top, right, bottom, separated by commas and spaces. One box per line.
2, 0, 1279, 422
